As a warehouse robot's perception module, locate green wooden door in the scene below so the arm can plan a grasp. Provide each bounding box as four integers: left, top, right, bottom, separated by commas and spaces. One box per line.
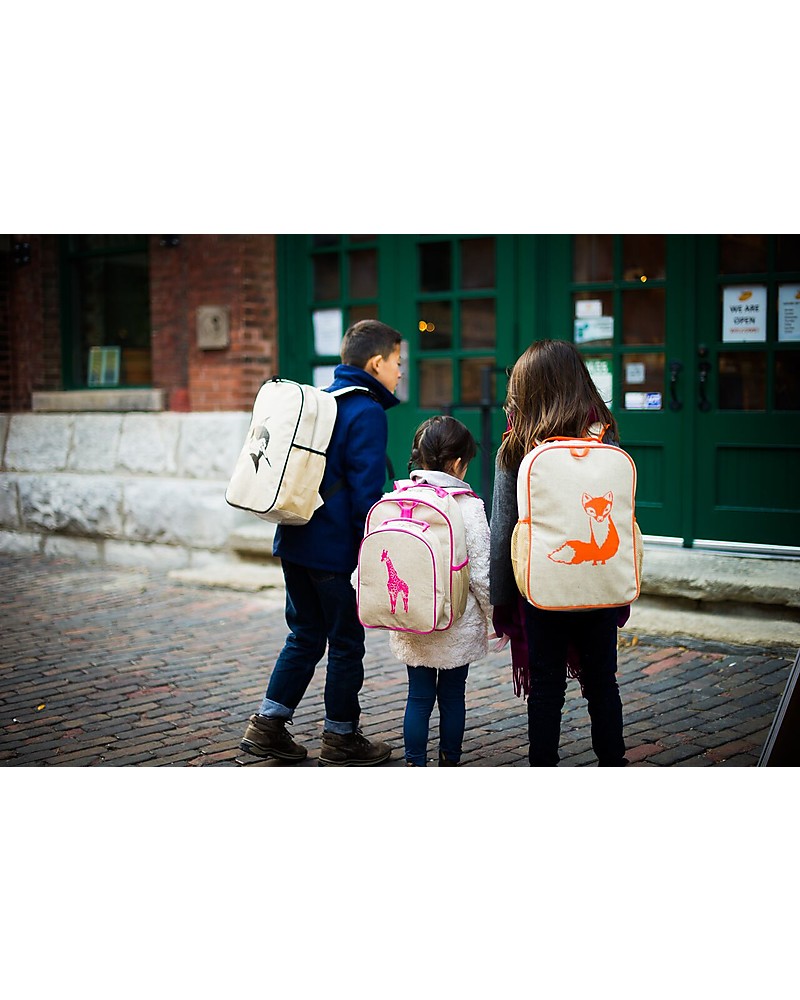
276, 235, 516, 502
541, 235, 688, 540
692, 235, 800, 547
277, 235, 800, 548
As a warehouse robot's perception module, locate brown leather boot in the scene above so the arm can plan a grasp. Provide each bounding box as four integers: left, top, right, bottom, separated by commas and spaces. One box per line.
240, 714, 308, 762
318, 729, 392, 767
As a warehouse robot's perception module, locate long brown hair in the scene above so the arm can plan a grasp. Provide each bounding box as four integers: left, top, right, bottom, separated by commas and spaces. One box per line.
497, 339, 618, 472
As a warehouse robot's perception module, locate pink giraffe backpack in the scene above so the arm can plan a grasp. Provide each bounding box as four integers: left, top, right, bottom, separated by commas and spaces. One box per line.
356, 481, 474, 634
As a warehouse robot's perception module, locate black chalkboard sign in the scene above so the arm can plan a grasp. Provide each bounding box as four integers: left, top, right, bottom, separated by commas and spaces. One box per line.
758, 648, 800, 766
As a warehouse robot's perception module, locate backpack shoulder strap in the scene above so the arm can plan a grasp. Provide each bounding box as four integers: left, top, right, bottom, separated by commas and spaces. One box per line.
328, 385, 377, 401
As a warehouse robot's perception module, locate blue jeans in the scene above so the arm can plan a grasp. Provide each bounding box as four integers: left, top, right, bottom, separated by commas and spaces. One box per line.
523, 605, 626, 766
259, 560, 365, 734
403, 664, 469, 766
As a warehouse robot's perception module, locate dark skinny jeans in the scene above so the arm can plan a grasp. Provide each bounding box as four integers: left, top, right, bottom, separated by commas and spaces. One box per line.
523, 605, 626, 766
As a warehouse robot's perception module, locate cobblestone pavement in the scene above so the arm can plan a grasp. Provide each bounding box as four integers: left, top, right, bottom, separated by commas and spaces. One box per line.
0, 553, 795, 767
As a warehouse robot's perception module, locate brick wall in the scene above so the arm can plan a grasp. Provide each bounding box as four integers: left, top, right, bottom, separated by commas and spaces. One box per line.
0, 240, 10, 411
152, 234, 279, 412
2, 236, 62, 412
4, 235, 279, 414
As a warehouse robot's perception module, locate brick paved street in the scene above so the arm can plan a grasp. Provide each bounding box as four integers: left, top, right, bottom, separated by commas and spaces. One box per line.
0, 552, 795, 767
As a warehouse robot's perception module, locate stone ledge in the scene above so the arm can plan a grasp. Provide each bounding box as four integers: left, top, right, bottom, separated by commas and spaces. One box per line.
169, 561, 285, 592
642, 547, 800, 609
32, 389, 165, 412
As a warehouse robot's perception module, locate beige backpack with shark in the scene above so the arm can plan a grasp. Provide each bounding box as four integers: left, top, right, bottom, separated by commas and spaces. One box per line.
225, 378, 369, 525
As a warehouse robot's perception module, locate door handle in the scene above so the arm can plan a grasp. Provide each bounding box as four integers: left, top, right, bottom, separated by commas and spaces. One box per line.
668, 360, 683, 411
697, 345, 712, 412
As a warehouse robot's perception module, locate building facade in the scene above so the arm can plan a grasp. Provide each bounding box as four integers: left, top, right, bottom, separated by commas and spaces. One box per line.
2, 234, 799, 558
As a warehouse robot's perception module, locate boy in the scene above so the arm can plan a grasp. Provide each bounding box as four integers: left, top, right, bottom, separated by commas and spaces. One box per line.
240, 319, 403, 765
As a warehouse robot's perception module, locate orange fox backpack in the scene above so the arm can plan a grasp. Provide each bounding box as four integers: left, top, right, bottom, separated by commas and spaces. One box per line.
356, 481, 474, 634
513, 424, 643, 610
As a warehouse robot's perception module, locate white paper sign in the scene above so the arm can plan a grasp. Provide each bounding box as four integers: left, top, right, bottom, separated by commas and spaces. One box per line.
722, 286, 767, 343
778, 284, 800, 342
586, 358, 613, 409
575, 316, 614, 344
312, 309, 343, 356
626, 362, 646, 385
312, 365, 337, 388
576, 299, 602, 318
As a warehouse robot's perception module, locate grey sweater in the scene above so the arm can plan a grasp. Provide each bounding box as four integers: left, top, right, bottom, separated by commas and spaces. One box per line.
489, 458, 519, 608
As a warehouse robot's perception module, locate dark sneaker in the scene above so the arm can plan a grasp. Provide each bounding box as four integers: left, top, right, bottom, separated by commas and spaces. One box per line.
438, 752, 459, 767
318, 729, 392, 767
240, 714, 308, 762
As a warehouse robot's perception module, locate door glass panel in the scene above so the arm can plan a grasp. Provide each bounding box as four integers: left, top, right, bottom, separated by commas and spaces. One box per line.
461, 298, 496, 349
621, 353, 664, 410
460, 357, 496, 404
623, 235, 666, 281
775, 353, 800, 410
348, 304, 379, 324
418, 300, 452, 350
622, 288, 665, 345
573, 291, 614, 346
419, 241, 451, 292
720, 235, 768, 274
573, 235, 613, 282
460, 237, 495, 289
776, 235, 800, 272
312, 235, 340, 248
718, 351, 766, 410
419, 359, 452, 408
313, 254, 339, 300
348, 235, 377, 242
348, 248, 378, 299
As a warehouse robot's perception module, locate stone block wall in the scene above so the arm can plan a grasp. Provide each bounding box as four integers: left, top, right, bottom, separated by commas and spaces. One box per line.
0, 411, 256, 568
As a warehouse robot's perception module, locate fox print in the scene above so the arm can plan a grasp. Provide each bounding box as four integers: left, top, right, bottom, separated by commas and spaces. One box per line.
548, 491, 620, 566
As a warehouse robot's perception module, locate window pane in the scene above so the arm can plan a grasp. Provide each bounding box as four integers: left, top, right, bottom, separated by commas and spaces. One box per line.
419, 359, 452, 408
461, 298, 495, 349
623, 235, 665, 281
622, 288, 665, 345
313, 254, 340, 300
573, 292, 614, 346
777, 235, 800, 273
74, 252, 150, 387
720, 235, 767, 274
348, 248, 378, 299
775, 352, 800, 410
419, 241, 451, 292
718, 351, 766, 410
312, 235, 340, 248
573, 235, 613, 282
72, 235, 146, 252
418, 300, 452, 350
621, 353, 664, 410
460, 357, 495, 404
460, 237, 495, 289
348, 304, 379, 325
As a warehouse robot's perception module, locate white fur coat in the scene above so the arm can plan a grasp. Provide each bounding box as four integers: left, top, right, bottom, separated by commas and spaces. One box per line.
387, 471, 492, 669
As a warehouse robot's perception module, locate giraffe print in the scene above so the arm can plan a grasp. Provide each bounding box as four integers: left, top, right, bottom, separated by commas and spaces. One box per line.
381, 549, 409, 614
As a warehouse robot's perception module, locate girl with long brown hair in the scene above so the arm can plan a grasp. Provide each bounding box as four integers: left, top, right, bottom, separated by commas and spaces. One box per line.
490, 340, 629, 766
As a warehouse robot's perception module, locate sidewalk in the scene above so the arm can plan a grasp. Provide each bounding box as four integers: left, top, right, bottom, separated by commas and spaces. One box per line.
0, 551, 796, 767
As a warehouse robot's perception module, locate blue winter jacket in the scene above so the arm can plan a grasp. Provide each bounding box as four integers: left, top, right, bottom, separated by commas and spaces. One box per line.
273, 365, 400, 574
